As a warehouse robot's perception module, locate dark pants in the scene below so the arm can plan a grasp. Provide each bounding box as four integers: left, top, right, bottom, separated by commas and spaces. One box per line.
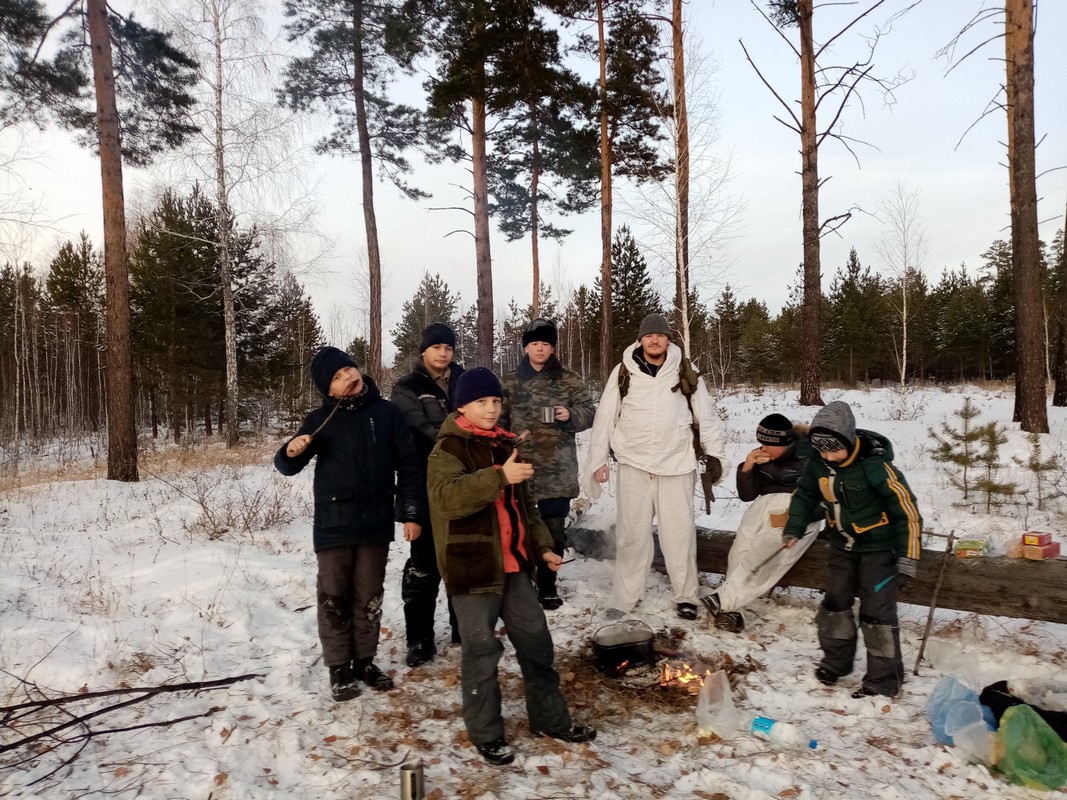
535, 498, 569, 597
451, 573, 572, 746
401, 518, 459, 645
816, 548, 903, 696
316, 543, 390, 666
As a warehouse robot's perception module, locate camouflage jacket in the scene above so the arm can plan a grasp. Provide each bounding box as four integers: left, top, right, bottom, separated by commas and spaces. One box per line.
501, 354, 596, 502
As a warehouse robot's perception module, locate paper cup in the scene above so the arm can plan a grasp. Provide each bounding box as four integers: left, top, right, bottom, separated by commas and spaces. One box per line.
769, 506, 789, 528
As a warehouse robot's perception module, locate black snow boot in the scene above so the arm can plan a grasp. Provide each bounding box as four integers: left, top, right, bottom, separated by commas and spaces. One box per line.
329, 664, 361, 702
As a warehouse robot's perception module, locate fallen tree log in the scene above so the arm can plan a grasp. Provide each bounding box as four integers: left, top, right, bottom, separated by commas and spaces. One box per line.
568, 526, 1067, 625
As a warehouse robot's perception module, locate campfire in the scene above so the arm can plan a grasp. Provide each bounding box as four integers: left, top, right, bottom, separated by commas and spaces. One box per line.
659, 661, 711, 694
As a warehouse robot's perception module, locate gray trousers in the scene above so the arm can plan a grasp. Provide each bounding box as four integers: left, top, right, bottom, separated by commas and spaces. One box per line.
316, 543, 390, 666
451, 573, 572, 745
817, 547, 903, 696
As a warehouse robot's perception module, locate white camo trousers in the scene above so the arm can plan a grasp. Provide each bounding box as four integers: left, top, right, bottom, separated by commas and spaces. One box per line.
715, 493, 819, 614
610, 463, 698, 611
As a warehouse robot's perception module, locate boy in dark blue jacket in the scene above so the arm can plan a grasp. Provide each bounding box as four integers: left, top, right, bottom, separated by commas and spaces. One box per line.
275, 346, 423, 701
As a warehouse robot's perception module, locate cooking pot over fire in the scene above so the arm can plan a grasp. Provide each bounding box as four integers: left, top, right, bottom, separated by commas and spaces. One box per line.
592, 620, 654, 674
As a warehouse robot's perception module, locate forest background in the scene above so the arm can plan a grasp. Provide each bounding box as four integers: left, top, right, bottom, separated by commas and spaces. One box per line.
1, 0, 1066, 466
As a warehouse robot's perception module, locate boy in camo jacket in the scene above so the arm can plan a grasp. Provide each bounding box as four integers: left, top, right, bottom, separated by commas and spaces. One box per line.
501, 318, 596, 609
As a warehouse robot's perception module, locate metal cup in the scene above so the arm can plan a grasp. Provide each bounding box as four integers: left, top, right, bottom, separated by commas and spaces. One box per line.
540, 406, 556, 424
399, 759, 424, 800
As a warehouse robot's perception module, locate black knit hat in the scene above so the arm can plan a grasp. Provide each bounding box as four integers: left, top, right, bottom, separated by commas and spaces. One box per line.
756, 413, 795, 446
522, 318, 558, 348
638, 313, 671, 339
309, 346, 359, 397
419, 322, 457, 352
454, 367, 504, 409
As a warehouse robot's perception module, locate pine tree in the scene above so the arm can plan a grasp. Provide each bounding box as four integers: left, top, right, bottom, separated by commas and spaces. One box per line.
389, 273, 462, 369
593, 224, 661, 364
486, 11, 598, 313
1011, 433, 1063, 512
281, 0, 430, 378
929, 397, 984, 501
274, 271, 323, 419
973, 421, 1017, 513
824, 248, 889, 385
45, 233, 105, 430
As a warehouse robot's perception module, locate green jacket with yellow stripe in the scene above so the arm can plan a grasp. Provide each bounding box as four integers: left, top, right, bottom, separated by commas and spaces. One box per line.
782, 430, 922, 558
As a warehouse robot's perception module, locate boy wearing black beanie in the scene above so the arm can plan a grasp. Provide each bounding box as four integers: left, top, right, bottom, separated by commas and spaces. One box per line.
390, 323, 465, 668
502, 318, 596, 610
275, 346, 423, 701
701, 413, 820, 633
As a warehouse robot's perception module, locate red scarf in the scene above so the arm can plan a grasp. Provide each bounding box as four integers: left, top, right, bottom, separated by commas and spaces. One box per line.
455, 416, 528, 571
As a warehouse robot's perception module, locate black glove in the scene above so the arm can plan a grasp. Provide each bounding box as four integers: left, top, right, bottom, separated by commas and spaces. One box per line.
897, 556, 919, 587
700, 455, 723, 486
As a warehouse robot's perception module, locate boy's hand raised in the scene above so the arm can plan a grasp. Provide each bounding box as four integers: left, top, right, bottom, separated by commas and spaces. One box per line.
286, 434, 312, 457
501, 448, 534, 484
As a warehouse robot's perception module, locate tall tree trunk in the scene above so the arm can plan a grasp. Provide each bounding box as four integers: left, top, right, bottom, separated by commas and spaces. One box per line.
530, 103, 542, 317
1053, 195, 1067, 406
596, 0, 613, 383
899, 272, 908, 387
212, 4, 239, 448
87, 0, 138, 480
798, 0, 823, 406
1006, 0, 1048, 432
353, 0, 383, 379
672, 0, 690, 357
471, 94, 494, 368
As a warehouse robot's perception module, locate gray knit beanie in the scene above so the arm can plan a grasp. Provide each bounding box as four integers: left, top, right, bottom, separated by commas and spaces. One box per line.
637, 313, 670, 339
808, 401, 857, 452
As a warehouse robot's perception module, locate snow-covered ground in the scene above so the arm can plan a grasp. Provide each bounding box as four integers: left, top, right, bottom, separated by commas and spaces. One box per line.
1, 385, 1065, 799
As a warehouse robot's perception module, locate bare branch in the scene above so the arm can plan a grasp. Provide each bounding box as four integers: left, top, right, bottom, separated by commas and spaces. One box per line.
739, 39, 802, 130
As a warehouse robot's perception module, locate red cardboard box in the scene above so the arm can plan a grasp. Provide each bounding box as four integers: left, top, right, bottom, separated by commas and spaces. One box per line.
1022, 531, 1053, 547
1023, 542, 1060, 560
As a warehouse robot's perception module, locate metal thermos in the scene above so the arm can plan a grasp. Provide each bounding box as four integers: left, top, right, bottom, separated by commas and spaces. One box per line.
399, 759, 424, 800
540, 406, 555, 423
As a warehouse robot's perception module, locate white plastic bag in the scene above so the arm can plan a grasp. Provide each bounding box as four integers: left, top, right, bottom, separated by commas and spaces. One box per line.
696, 670, 740, 737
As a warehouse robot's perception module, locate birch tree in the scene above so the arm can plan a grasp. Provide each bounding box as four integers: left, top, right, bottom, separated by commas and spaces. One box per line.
873, 183, 927, 387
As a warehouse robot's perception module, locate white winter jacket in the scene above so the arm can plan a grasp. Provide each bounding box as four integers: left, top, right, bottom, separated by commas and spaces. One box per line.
581, 342, 730, 499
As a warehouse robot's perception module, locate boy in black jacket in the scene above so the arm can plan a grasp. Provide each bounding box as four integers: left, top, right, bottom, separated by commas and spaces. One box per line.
390, 322, 464, 667
275, 346, 423, 701
701, 413, 820, 633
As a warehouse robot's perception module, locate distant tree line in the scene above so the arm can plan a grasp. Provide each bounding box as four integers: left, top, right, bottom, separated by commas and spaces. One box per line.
0, 188, 322, 446
2, 217, 1064, 445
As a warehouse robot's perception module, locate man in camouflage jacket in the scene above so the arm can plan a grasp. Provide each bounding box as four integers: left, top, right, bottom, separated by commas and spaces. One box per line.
501, 318, 596, 609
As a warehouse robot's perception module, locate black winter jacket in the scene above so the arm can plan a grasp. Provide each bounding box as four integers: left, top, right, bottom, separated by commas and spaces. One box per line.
390, 361, 466, 463
274, 377, 424, 552
736, 438, 814, 501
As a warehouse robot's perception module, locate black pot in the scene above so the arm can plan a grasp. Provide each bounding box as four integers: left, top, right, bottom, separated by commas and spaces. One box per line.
592, 620, 654, 674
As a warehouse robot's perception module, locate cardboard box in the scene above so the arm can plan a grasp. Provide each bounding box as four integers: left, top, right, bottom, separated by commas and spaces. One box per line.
1022, 531, 1053, 547
1023, 542, 1061, 561
1008, 542, 1025, 559
955, 538, 986, 558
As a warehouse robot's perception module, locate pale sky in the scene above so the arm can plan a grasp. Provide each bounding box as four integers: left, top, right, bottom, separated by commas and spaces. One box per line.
5, 1, 1066, 356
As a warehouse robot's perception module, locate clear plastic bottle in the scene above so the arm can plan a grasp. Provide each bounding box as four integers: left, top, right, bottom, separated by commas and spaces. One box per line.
749, 716, 818, 750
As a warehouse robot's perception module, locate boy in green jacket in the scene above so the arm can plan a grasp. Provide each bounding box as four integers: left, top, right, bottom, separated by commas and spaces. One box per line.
427, 367, 595, 765
782, 401, 922, 698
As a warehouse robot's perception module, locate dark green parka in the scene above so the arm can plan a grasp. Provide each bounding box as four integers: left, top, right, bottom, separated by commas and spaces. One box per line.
427, 413, 554, 595
782, 430, 922, 558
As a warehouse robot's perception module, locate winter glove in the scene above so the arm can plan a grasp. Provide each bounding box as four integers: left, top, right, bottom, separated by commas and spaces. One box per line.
697, 455, 721, 513
700, 454, 724, 486
897, 556, 919, 587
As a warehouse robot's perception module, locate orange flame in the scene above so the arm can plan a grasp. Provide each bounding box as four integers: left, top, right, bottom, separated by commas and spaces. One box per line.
659, 662, 711, 692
